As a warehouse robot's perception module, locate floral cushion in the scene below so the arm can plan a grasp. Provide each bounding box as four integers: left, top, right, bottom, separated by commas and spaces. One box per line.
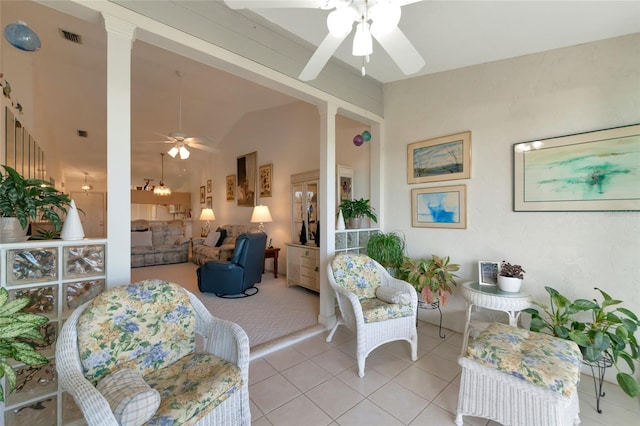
77, 280, 196, 384
360, 298, 415, 323
145, 352, 242, 426
465, 322, 581, 397
331, 254, 381, 300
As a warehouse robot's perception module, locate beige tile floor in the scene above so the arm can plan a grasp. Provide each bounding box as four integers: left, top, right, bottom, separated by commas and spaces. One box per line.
249, 322, 640, 426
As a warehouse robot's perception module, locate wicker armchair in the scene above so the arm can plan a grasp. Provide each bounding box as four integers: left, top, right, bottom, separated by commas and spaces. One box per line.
56, 280, 251, 425
327, 253, 418, 377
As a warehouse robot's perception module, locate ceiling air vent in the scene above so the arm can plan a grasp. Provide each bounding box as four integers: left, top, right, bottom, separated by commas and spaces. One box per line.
77, 130, 88, 138
59, 29, 82, 44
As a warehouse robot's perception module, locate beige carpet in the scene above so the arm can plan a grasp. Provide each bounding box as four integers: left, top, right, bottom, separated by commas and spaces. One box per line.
131, 262, 320, 348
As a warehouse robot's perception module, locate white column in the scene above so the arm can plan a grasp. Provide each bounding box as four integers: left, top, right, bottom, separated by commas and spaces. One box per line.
317, 102, 337, 328
103, 14, 136, 288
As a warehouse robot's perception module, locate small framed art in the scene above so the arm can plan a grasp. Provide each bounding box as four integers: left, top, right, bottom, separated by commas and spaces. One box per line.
199, 186, 205, 203
206, 196, 212, 209
207, 179, 212, 193
411, 185, 466, 229
259, 163, 272, 198
407, 131, 471, 184
478, 261, 499, 285
226, 175, 236, 201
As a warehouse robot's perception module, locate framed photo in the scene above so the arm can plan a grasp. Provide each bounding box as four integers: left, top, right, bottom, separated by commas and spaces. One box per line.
206, 196, 212, 209
199, 186, 205, 204
259, 163, 273, 198
514, 124, 640, 211
478, 261, 499, 286
237, 151, 257, 207
407, 131, 471, 184
226, 175, 236, 201
411, 185, 466, 229
207, 179, 212, 193
337, 164, 353, 204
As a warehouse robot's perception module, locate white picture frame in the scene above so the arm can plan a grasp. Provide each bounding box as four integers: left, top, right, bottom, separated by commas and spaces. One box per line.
478, 261, 499, 286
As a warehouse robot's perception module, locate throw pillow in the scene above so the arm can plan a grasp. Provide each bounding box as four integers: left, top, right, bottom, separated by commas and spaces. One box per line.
204, 231, 221, 247
96, 368, 160, 426
376, 286, 411, 305
215, 229, 227, 247
131, 231, 152, 247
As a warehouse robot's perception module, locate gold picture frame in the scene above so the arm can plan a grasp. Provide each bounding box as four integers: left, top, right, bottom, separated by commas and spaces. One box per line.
199, 186, 205, 203
226, 175, 236, 201
207, 179, 212, 193
259, 163, 273, 198
411, 185, 467, 229
407, 131, 471, 184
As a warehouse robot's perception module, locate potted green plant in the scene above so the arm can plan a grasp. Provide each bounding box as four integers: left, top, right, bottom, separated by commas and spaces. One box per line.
523, 286, 640, 398
338, 198, 377, 229
0, 165, 72, 242
498, 260, 525, 292
0, 287, 49, 401
399, 255, 460, 307
366, 232, 405, 276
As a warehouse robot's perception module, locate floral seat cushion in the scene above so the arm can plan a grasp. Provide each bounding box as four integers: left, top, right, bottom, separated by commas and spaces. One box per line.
465, 322, 581, 397
145, 352, 242, 426
331, 254, 381, 300
360, 297, 415, 323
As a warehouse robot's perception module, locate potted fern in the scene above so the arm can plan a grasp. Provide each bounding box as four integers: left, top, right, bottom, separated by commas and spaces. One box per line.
399, 255, 460, 307
0, 165, 71, 242
366, 232, 405, 276
0, 287, 49, 401
523, 286, 639, 398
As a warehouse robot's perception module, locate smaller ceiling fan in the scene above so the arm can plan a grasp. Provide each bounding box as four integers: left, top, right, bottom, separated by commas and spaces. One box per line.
140, 70, 219, 159
225, 0, 426, 81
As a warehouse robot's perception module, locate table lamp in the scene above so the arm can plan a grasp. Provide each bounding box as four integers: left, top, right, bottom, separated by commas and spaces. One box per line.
199, 208, 215, 237
251, 205, 272, 232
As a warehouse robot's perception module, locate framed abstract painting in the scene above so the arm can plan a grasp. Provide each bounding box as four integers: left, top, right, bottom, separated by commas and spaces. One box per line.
513, 124, 640, 211
407, 131, 471, 184
411, 185, 466, 229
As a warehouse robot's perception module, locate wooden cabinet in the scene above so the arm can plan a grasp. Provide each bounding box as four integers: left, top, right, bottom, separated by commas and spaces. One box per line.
130, 190, 191, 207
290, 170, 319, 246
286, 243, 319, 292
0, 239, 107, 426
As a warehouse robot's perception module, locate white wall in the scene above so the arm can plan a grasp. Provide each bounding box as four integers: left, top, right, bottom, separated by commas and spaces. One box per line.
383, 34, 640, 338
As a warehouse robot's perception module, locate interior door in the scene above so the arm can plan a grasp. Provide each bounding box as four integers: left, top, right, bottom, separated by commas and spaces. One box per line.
70, 192, 106, 238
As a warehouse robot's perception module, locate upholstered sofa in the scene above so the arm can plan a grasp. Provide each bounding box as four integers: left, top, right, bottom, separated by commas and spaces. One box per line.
131, 220, 190, 267
192, 224, 260, 265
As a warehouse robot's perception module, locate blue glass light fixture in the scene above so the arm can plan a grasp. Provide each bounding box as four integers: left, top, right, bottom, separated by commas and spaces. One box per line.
4, 21, 41, 52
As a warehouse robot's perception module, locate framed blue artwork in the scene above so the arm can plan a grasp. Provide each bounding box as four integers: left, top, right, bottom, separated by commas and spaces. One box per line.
411, 185, 466, 229
514, 124, 640, 211
407, 131, 471, 184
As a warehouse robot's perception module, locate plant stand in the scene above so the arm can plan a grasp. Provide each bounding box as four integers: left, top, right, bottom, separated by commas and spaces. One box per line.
582, 356, 613, 413
417, 299, 445, 338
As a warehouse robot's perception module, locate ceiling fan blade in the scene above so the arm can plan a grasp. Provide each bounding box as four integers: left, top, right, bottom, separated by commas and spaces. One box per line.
224, 0, 329, 9
299, 32, 348, 81
372, 26, 425, 75
188, 142, 221, 154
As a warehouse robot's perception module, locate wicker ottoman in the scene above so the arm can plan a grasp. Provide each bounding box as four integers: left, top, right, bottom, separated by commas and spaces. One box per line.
456, 323, 582, 426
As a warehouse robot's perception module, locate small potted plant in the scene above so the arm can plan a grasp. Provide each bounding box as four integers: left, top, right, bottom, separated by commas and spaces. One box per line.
366, 232, 405, 277
0, 287, 49, 401
523, 286, 639, 398
498, 260, 525, 292
0, 165, 72, 242
338, 198, 377, 229
399, 255, 460, 307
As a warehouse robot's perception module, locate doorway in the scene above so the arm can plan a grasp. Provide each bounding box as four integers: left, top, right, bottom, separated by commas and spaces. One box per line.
70, 192, 106, 238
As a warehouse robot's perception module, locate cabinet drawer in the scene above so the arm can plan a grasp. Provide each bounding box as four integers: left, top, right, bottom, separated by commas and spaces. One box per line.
300, 256, 316, 268
301, 266, 317, 279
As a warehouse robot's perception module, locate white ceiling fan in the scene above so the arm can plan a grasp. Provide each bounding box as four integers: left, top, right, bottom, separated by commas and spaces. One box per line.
140, 70, 219, 159
225, 0, 425, 81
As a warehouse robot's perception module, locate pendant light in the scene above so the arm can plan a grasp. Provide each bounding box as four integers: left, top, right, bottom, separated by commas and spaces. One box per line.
81, 172, 93, 194
153, 153, 171, 196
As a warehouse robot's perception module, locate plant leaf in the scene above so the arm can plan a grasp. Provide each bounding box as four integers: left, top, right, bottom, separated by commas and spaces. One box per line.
617, 372, 640, 398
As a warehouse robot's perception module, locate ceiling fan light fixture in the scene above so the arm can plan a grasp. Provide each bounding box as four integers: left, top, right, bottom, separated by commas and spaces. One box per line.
352, 21, 373, 57
369, 3, 401, 35
327, 7, 355, 38
179, 146, 190, 160
167, 146, 179, 158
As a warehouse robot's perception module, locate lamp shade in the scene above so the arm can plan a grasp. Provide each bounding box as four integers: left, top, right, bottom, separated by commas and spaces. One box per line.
4, 21, 41, 52
199, 208, 216, 221
352, 22, 373, 57
251, 205, 272, 224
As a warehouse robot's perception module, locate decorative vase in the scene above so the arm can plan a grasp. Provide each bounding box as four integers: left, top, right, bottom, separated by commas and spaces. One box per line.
315, 220, 320, 247
61, 200, 85, 241
497, 276, 522, 293
0, 217, 28, 242
299, 221, 307, 245
336, 210, 346, 230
